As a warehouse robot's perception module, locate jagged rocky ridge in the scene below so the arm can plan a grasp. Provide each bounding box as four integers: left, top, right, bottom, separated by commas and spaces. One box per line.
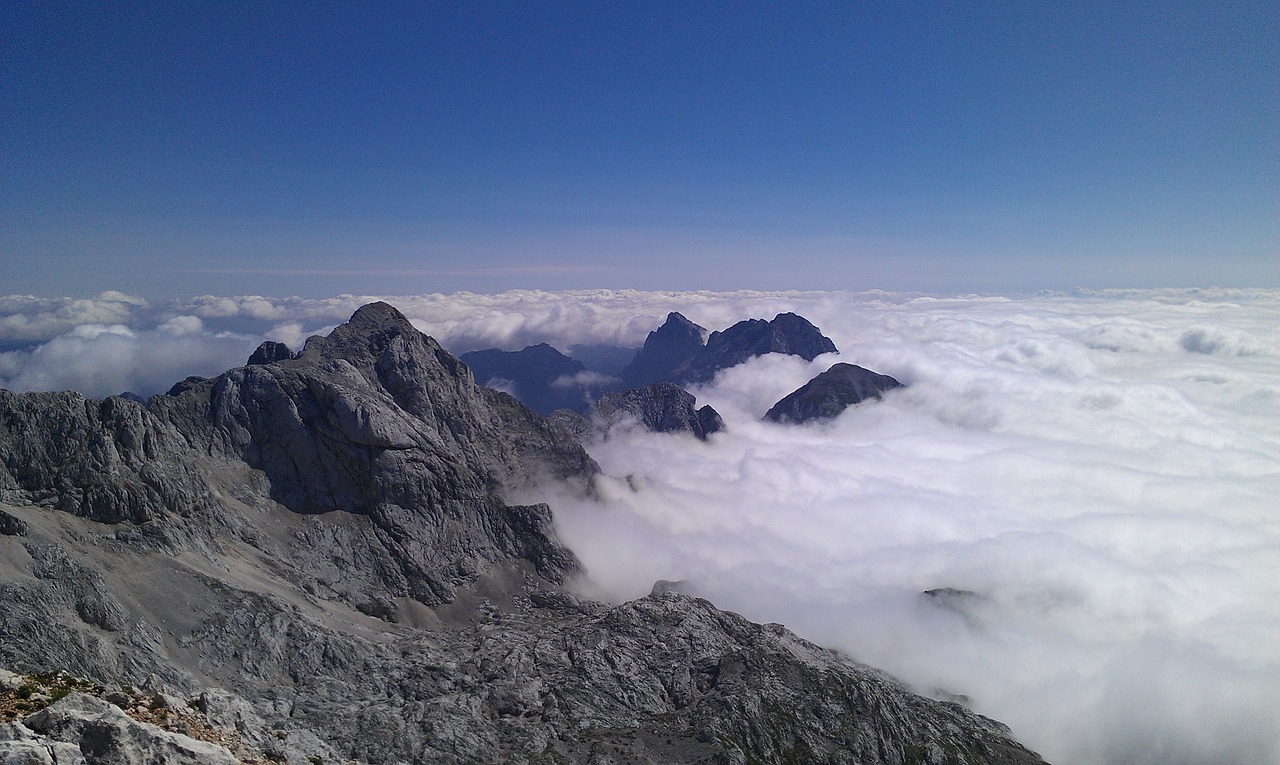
551, 382, 725, 442
0, 303, 1045, 764
622, 311, 838, 387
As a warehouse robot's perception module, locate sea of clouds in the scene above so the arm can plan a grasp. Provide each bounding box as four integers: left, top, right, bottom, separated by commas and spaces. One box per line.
2, 287, 1277, 764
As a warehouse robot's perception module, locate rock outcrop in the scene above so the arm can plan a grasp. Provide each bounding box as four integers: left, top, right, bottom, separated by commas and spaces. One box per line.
19, 692, 240, 765
592, 383, 725, 440
680, 312, 838, 384
0, 302, 1046, 765
764, 362, 904, 424
245, 340, 295, 365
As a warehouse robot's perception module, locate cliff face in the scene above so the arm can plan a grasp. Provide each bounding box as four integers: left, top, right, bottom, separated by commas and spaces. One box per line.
0, 303, 1046, 765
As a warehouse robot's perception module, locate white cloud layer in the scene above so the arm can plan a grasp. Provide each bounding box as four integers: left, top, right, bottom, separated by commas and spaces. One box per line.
522, 289, 1279, 765
0, 287, 1276, 764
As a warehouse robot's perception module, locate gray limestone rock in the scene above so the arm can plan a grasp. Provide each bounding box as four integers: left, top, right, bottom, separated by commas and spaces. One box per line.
246, 341, 295, 366
592, 383, 724, 441
0, 392, 216, 526
143, 302, 596, 606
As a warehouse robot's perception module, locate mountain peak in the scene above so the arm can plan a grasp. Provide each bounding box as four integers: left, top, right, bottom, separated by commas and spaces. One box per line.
764, 362, 903, 424
620, 312, 707, 387
348, 301, 414, 330
299, 301, 422, 363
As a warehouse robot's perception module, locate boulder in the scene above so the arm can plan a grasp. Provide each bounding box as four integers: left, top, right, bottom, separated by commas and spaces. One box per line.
22, 692, 238, 765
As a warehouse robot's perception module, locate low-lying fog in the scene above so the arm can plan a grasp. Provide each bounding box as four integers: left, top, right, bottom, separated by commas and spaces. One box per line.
3, 288, 1276, 765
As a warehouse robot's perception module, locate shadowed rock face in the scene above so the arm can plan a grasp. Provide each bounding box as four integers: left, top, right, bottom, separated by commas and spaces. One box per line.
592, 383, 724, 441
681, 312, 838, 384
0, 391, 215, 525
622, 311, 840, 387
620, 312, 708, 387
0, 302, 1046, 765
764, 362, 904, 424
2, 302, 594, 607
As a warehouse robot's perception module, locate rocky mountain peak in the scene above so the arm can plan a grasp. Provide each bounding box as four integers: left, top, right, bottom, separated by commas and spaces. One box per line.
591, 382, 724, 441
764, 362, 903, 424
676, 312, 839, 384
298, 301, 423, 366
246, 341, 294, 366
620, 312, 708, 387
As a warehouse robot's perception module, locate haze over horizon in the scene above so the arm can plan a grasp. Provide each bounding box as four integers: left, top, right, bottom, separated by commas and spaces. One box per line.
3, 2, 1276, 298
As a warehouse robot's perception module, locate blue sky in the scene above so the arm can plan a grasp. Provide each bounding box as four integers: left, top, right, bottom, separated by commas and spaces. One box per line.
2, 1, 1275, 297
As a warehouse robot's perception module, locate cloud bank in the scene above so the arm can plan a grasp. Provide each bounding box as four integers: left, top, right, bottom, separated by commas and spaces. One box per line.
1, 287, 1276, 765
526, 289, 1279, 765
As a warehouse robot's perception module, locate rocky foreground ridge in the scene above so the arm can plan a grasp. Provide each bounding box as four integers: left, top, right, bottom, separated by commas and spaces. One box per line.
0, 303, 1044, 764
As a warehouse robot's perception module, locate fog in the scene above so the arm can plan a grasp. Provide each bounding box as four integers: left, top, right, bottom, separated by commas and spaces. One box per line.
2, 288, 1276, 764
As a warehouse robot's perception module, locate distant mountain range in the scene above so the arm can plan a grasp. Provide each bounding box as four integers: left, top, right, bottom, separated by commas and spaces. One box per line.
459, 311, 849, 422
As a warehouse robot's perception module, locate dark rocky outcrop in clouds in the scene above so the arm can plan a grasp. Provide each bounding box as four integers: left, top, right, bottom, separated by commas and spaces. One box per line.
620, 311, 709, 387
622, 311, 839, 387
0, 302, 1046, 765
594, 382, 725, 441
554, 382, 725, 441
764, 362, 904, 424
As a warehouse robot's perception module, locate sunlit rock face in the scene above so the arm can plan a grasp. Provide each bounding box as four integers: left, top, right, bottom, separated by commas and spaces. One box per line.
0, 302, 1047, 765
592, 382, 725, 441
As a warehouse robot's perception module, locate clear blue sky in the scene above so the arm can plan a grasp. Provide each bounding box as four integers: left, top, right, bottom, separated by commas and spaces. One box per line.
2, 1, 1275, 297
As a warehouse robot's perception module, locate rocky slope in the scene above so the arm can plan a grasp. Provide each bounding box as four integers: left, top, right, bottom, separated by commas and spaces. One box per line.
0, 303, 1046, 765
764, 363, 905, 424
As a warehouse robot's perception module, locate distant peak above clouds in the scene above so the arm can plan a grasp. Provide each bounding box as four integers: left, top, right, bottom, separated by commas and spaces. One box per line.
621, 310, 840, 388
